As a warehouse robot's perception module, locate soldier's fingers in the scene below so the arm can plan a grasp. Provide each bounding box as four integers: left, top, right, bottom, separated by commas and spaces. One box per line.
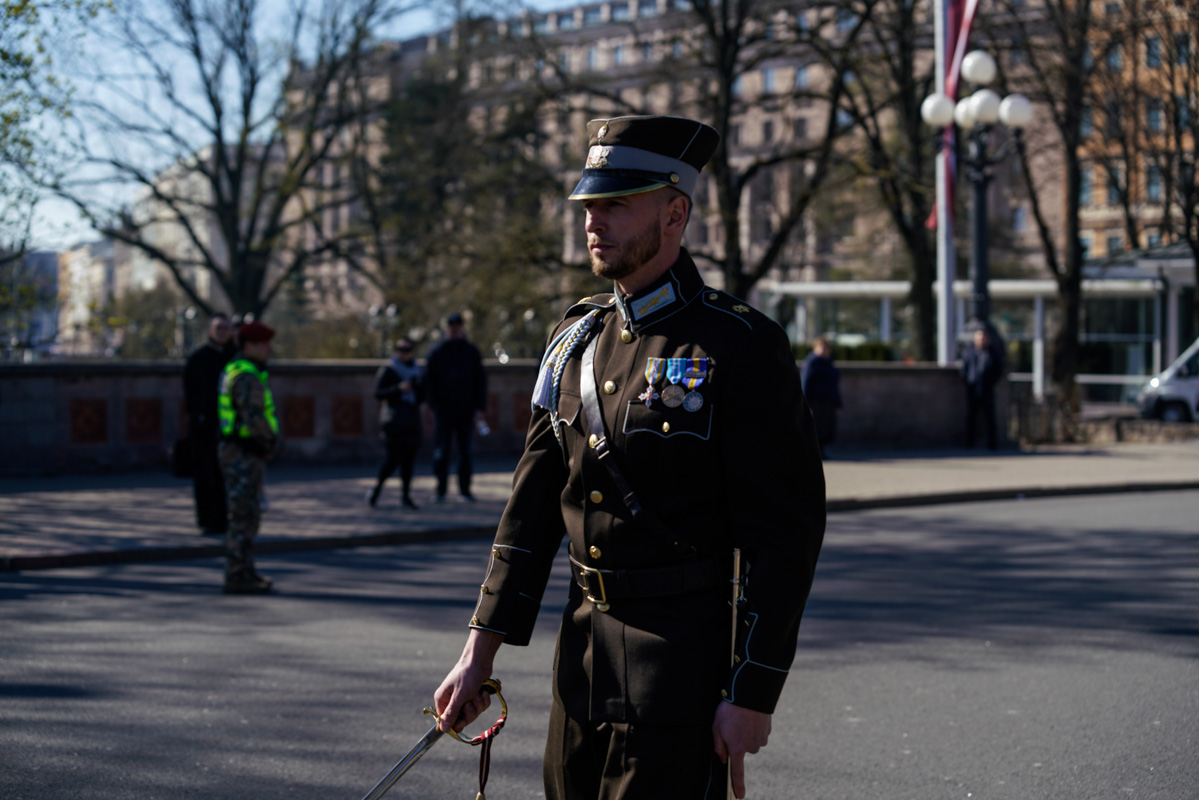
453, 691, 492, 732
711, 727, 729, 764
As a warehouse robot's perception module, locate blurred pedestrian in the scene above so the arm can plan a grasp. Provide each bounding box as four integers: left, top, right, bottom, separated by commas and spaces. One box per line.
800, 336, 842, 454
960, 327, 1004, 450
425, 312, 487, 502
183, 313, 236, 535
217, 321, 279, 594
367, 337, 424, 509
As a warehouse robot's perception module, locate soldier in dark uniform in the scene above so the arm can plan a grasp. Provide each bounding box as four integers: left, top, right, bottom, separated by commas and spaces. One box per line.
217, 321, 279, 595
433, 116, 826, 800
182, 313, 236, 535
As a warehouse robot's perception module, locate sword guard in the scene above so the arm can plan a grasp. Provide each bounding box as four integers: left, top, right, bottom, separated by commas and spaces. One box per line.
427, 678, 508, 746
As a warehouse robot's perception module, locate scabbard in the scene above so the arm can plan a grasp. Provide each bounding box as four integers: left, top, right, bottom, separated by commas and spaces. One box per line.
360, 723, 445, 800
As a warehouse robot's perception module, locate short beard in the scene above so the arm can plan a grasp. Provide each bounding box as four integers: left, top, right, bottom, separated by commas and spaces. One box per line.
590, 212, 662, 282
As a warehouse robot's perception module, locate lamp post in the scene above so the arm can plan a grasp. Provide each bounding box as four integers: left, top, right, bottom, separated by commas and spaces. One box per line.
921, 50, 1033, 340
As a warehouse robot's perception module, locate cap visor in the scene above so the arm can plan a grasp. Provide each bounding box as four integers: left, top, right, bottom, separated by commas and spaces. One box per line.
568, 175, 668, 200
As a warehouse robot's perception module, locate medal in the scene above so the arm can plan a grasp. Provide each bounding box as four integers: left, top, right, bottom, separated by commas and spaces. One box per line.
682, 357, 708, 413
662, 358, 686, 408
640, 357, 664, 407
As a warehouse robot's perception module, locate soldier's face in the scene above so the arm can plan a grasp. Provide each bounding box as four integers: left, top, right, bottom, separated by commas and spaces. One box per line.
584, 193, 664, 282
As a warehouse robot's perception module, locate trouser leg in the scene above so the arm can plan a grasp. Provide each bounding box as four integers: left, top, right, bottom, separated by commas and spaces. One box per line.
192, 426, 227, 532
432, 414, 453, 497
455, 417, 474, 496
543, 698, 725, 800
374, 438, 402, 499
396, 429, 421, 497
220, 444, 263, 578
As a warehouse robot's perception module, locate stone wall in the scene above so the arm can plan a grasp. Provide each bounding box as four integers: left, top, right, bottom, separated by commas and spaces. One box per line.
0, 360, 1000, 476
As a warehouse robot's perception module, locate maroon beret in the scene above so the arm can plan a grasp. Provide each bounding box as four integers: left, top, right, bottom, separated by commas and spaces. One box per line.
239, 321, 275, 343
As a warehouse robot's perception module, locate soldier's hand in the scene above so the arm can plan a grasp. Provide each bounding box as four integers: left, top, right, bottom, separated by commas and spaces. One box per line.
712, 701, 772, 799
432, 628, 503, 733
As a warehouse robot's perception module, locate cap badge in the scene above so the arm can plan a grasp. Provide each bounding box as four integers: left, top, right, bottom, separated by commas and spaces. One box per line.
597, 123, 609, 142
587, 145, 612, 169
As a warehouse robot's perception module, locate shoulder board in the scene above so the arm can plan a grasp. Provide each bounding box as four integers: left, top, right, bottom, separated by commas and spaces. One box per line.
562, 293, 617, 320
700, 288, 763, 329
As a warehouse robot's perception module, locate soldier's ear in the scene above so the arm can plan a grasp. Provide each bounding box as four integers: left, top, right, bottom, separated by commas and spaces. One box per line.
663, 193, 690, 234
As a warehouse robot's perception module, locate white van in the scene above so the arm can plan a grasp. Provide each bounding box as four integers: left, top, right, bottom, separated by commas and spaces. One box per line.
1137, 337, 1199, 422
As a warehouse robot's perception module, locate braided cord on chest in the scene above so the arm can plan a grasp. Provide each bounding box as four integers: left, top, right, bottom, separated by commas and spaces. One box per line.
549, 309, 601, 446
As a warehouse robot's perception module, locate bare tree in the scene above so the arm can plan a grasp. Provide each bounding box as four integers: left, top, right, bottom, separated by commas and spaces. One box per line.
984, 0, 1097, 421
51, 0, 411, 320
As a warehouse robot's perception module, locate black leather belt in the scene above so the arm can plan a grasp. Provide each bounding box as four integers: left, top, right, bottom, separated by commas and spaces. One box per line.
569, 554, 723, 611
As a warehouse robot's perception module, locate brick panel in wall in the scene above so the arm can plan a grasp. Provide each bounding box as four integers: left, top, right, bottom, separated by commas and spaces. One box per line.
331, 395, 363, 437
70, 399, 108, 444
512, 394, 531, 434
282, 396, 315, 439
125, 398, 163, 444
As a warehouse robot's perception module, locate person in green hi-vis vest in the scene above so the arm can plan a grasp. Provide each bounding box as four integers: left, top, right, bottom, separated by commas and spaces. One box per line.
217, 321, 279, 594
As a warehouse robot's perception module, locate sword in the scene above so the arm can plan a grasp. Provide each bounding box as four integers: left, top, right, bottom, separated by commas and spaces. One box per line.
728, 549, 745, 800
360, 678, 505, 800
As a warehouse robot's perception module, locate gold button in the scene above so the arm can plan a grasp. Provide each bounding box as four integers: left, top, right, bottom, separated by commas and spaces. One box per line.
734, 655, 741, 663
589, 490, 603, 504
709, 292, 718, 300
620, 330, 633, 343
480, 585, 489, 594
471, 616, 480, 626
721, 689, 729, 699
661, 422, 671, 433
589, 434, 599, 448
670, 173, 680, 183
607, 297, 616, 305
603, 380, 617, 395
589, 545, 602, 559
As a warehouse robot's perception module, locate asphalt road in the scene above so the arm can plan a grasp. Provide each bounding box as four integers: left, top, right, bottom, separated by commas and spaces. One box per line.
2, 491, 1197, 800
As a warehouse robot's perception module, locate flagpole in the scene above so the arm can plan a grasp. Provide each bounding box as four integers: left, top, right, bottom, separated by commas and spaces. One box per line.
935, 0, 956, 366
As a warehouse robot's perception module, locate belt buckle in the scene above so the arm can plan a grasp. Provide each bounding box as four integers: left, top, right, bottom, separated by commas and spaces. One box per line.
577, 563, 611, 612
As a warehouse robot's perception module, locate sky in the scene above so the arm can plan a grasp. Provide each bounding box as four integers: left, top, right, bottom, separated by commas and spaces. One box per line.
28, 0, 573, 251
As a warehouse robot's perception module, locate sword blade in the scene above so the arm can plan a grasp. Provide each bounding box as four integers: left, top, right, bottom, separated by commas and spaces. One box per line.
360, 723, 446, 800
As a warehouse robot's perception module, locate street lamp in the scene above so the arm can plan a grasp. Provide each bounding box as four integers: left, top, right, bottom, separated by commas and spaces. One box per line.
921, 50, 1033, 337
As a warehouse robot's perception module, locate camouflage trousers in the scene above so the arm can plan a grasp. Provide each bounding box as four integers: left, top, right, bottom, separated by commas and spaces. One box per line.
219, 441, 265, 578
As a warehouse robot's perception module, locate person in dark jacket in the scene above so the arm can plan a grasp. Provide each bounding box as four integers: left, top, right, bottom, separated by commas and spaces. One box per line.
431, 115, 826, 800
800, 336, 842, 453
367, 337, 424, 509
960, 327, 1004, 450
424, 313, 487, 502
182, 313, 236, 535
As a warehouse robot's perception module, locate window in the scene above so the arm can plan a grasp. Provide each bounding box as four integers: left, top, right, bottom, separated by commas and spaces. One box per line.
1178, 96, 1194, 131
732, 75, 745, 97
612, 3, 630, 22
1080, 105, 1094, 138
1146, 36, 1162, 68
1080, 235, 1092, 260
533, 16, 549, 34
762, 119, 774, 143
586, 48, 598, 69
796, 11, 810, 32
836, 108, 853, 129
729, 124, 741, 146
1148, 232, 1162, 248
638, 0, 658, 18
613, 45, 625, 65
836, 9, 857, 33
1147, 99, 1163, 132
794, 117, 808, 140
642, 42, 653, 61
1080, 167, 1094, 207
1177, 33, 1191, 67
1012, 205, 1028, 231
1107, 234, 1123, 254
560, 51, 571, 71
1107, 168, 1122, 206
1107, 44, 1123, 71
762, 67, 776, 93
1146, 164, 1163, 202
558, 13, 575, 30
794, 66, 809, 90
1105, 1, 1119, 14
583, 7, 604, 26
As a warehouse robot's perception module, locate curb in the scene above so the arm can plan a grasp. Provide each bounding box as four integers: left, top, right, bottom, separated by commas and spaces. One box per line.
4, 481, 1197, 573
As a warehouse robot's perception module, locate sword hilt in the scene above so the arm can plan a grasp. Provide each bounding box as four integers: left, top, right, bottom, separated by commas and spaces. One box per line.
424, 678, 507, 746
